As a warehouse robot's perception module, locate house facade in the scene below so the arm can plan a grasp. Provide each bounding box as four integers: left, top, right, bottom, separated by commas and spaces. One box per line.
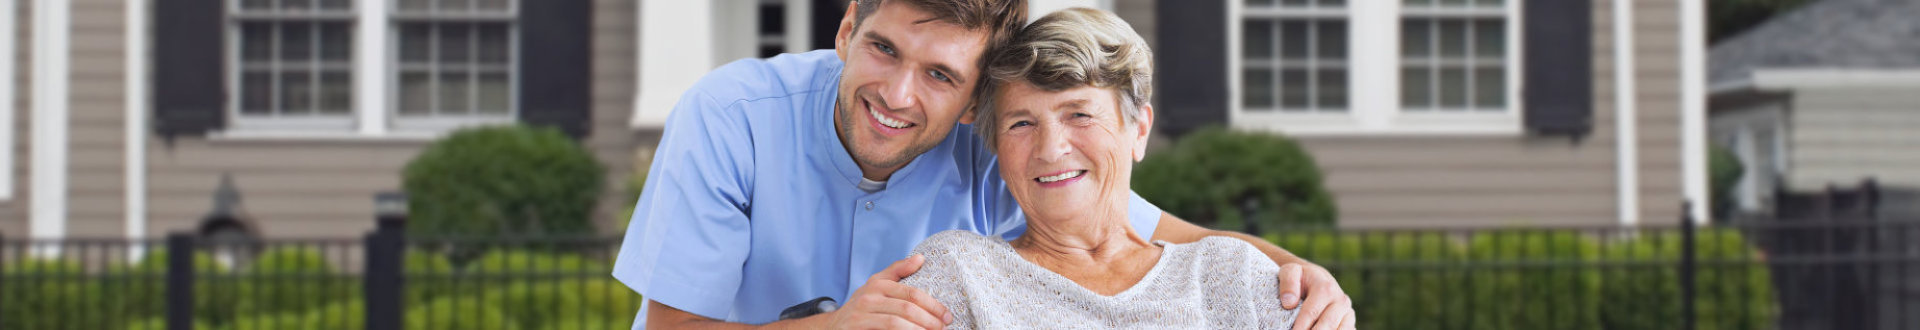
1136, 0, 1707, 228
0, 0, 639, 245
1709, 0, 1920, 215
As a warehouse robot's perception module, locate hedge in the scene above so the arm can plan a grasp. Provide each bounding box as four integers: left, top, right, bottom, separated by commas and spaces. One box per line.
236, 247, 358, 316
1135, 127, 1337, 232
403, 125, 606, 238
1267, 229, 1775, 330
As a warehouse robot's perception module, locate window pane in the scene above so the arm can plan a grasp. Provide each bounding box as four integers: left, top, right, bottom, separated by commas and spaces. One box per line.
1318, 21, 1347, 59
399, 72, 432, 115
319, 0, 350, 10
1473, 67, 1505, 109
476, 0, 510, 11
319, 23, 353, 61
1280, 69, 1309, 110
1243, 21, 1274, 59
318, 71, 352, 114
1473, 19, 1505, 59
1401, 19, 1430, 58
1401, 68, 1431, 109
1280, 21, 1309, 60
1243, 69, 1275, 110
1281, 0, 1309, 6
1318, 0, 1345, 6
1438, 20, 1466, 59
439, 23, 474, 64
241, 71, 274, 115
1317, 68, 1347, 110
282, 23, 314, 62
438, 72, 472, 114
1403, 0, 1433, 6
242, 23, 275, 61
284, 0, 314, 10
1475, 0, 1503, 6
1248, 0, 1275, 7
477, 73, 510, 114
281, 71, 314, 114
478, 24, 511, 64
441, 0, 474, 11
240, 0, 274, 10
1440, 0, 1469, 6
1438, 67, 1467, 109
399, 24, 433, 62
398, 0, 431, 11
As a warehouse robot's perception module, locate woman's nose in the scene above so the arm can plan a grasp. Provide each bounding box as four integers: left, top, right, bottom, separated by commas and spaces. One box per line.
1036, 125, 1072, 163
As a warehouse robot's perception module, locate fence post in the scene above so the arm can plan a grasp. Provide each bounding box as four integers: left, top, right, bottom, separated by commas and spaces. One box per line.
166, 232, 197, 330
1681, 201, 1697, 330
365, 192, 408, 330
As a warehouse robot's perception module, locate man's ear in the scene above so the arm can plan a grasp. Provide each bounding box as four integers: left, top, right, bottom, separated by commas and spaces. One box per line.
1132, 103, 1155, 162
958, 104, 978, 125
834, 2, 859, 60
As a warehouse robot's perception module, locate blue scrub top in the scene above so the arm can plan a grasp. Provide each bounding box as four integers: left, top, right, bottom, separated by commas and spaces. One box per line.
611, 50, 1163, 326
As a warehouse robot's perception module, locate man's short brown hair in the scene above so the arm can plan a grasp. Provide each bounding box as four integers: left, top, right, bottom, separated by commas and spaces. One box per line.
850, 0, 1029, 93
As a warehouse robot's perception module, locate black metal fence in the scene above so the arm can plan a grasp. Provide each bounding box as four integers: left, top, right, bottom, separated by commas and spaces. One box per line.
0, 217, 637, 330
3, 211, 1916, 329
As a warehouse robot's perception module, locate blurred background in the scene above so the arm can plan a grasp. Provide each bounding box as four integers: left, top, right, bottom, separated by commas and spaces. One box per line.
0, 0, 1913, 329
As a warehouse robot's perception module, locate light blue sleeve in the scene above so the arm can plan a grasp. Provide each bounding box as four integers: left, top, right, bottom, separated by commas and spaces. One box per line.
611, 88, 756, 320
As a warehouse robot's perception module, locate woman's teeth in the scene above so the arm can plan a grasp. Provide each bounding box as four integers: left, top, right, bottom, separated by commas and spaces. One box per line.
1037, 170, 1086, 183
871, 107, 910, 129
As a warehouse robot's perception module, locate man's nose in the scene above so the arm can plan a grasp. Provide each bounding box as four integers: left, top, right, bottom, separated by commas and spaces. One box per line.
880, 70, 919, 110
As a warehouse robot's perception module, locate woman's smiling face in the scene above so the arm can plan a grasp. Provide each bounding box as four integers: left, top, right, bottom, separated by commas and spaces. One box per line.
991, 82, 1152, 222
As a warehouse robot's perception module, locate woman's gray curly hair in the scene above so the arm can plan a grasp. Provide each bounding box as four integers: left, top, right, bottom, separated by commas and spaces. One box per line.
972, 7, 1153, 150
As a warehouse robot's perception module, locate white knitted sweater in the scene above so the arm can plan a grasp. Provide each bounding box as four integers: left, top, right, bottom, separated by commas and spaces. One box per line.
902, 230, 1297, 329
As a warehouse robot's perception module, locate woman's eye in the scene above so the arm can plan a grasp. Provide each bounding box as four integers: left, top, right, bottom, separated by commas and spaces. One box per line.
874, 42, 895, 56
1072, 112, 1093, 118
929, 70, 952, 83
1008, 121, 1032, 129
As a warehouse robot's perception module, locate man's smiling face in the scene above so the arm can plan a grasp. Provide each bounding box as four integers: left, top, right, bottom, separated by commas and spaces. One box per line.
832, 1, 990, 181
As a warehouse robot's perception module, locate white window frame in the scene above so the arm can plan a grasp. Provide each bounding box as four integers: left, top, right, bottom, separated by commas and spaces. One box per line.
217, 0, 520, 139
1228, 0, 1524, 136
388, 3, 522, 132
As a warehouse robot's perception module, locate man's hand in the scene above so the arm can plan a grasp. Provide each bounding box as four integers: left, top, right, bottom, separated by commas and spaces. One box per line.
1279, 262, 1355, 330
821, 254, 952, 329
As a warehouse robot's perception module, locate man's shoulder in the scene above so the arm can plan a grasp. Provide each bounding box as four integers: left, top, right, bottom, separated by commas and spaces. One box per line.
687, 50, 841, 107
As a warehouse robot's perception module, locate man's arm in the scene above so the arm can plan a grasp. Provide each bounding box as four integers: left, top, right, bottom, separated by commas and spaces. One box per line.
1149, 212, 1356, 330
646, 255, 950, 330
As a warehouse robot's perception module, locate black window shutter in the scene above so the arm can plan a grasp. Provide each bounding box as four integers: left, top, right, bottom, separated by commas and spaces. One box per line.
153, 0, 227, 138
519, 0, 594, 138
1522, 0, 1594, 138
1153, 0, 1229, 137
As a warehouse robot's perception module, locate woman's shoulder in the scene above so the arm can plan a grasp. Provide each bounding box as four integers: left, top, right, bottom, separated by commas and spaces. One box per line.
911, 230, 1011, 261
1180, 237, 1281, 271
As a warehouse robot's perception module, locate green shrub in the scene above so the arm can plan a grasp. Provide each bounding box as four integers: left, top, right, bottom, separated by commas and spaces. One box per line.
577, 279, 646, 320
1135, 127, 1336, 233
406, 250, 458, 304
1599, 236, 1682, 330
1, 258, 122, 329
123, 316, 215, 330
405, 296, 520, 330
468, 250, 607, 273
538, 317, 625, 330
108, 250, 233, 322
224, 312, 307, 330
1359, 232, 1465, 330
404, 125, 606, 238
1709, 144, 1744, 220
1656, 229, 1776, 330
483, 283, 585, 329
1466, 232, 1602, 330
300, 299, 366, 330
237, 247, 355, 315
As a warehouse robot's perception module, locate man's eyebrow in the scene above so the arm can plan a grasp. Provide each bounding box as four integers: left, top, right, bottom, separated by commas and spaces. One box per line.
862, 31, 895, 48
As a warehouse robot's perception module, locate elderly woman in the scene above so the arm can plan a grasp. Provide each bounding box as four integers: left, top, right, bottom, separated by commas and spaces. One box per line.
900, 7, 1296, 329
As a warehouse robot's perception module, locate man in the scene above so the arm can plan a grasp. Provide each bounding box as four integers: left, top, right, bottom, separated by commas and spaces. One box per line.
613, 0, 1355, 329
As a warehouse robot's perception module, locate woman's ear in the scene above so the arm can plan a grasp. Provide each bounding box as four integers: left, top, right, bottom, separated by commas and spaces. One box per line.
1131, 103, 1154, 162
834, 2, 859, 60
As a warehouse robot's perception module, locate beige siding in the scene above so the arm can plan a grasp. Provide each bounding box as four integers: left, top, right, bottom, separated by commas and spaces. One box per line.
1294, 0, 1685, 228
142, 0, 638, 239
0, 0, 27, 237
1787, 87, 1920, 188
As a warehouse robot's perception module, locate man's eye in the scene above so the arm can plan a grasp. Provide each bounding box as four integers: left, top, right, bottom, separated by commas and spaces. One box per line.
874, 42, 895, 56
929, 70, 952, 83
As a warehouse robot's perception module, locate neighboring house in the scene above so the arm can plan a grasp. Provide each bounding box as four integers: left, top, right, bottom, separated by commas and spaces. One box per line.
631, 0, 1711, 229
1137, 0, 1708, 228
1709, 0, 1920, 214
0, 0, 638, 246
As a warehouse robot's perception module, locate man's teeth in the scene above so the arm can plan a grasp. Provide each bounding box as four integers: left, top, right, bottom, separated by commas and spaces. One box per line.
1037, 170, 1086, 183
871, 107, 910, 129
